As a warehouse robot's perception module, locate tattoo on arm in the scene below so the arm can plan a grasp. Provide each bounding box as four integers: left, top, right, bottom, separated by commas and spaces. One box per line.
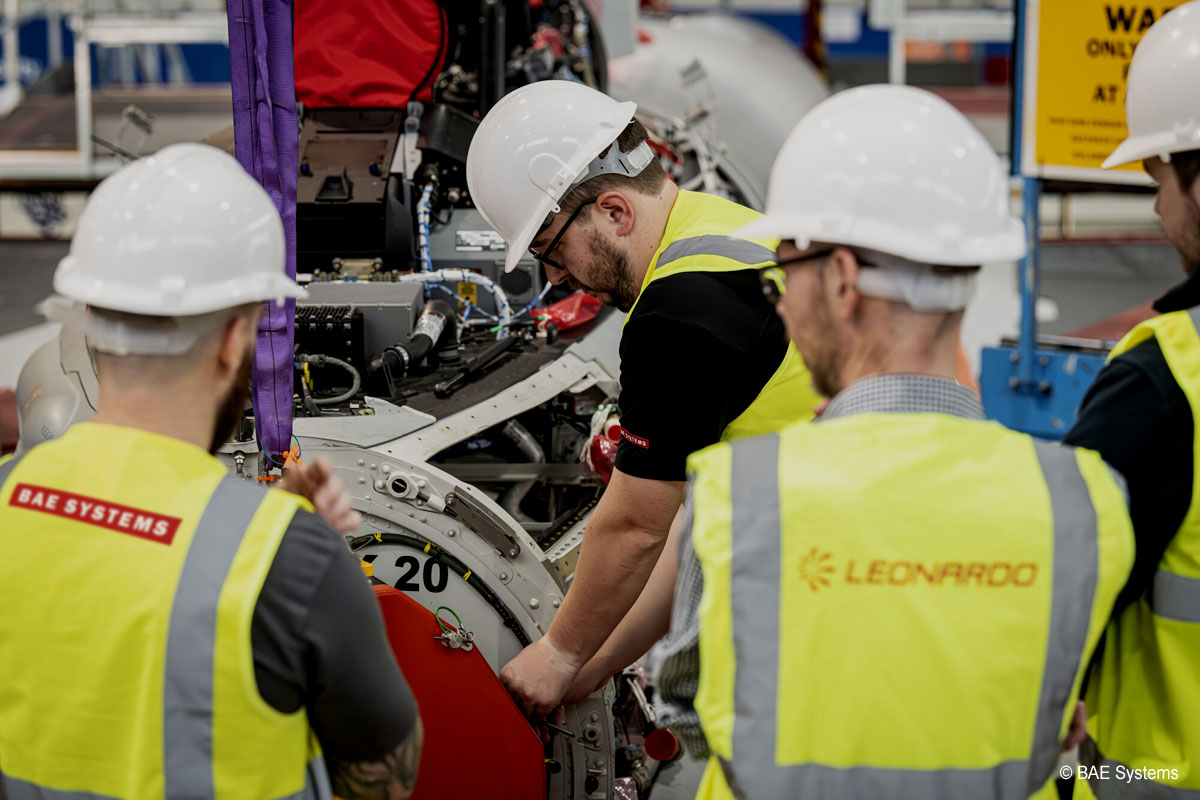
327, 718, 424, 800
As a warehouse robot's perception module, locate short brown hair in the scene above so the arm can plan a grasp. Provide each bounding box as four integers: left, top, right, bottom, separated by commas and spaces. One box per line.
558, 118, 669, 216
1171, 149, 1200, 193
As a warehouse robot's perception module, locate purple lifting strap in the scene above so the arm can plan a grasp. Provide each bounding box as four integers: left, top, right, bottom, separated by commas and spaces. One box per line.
227, 0, 298, 467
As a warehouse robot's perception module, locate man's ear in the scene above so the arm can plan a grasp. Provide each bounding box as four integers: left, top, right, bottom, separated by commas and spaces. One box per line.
215, 312, 251, 380
594, 191, 635, 236
824, 247, 861, 321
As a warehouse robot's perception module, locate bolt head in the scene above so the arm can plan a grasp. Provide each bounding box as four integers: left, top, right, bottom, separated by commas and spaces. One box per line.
369, 463, 377, 471
447, 529, 457, 537
357, 477, 366, 485
381, 465, 392, 474
374, 480, 386, 491
499, 572, 509, 581
357, 459, 365, 466
529, 598, 540, 609
553, 599, 560, 608
1008, 376, 1020, 389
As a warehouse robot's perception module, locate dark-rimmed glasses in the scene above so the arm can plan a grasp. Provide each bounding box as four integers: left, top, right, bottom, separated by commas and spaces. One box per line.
758, 248, 835, 304
528, 199, 597, 272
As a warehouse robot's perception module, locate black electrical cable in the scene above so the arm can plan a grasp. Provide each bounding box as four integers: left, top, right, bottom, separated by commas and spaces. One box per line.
407, 4, 449, 105
349, 530, 533, 647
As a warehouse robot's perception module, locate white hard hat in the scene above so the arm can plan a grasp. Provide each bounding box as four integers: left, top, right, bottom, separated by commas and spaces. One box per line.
466, 80, 652, 273
53, 142, 305, 316
737, 85, 1026, 270
1102, 1, 1200, 169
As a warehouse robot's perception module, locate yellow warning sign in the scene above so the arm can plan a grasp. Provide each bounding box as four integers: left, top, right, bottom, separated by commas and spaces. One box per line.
457, 281, 478, 306
1023, 2, 1180, 182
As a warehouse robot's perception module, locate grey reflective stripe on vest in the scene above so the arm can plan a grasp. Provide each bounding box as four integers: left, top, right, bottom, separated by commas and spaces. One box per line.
721, 434, 784, 799
656, 235, 776, 271
163, 476, 265, 798
715, 437, 1100, 800
1150, 568, 1200, 624
1081, 737, 1200, 799
1029, 441, 1099, 793
1, 776, 119, 800
0, 452, 25, 490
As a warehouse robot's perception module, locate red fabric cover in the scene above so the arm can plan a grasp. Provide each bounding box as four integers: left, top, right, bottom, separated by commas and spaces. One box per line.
372, 584, 545, 800
294, 0, 445, 108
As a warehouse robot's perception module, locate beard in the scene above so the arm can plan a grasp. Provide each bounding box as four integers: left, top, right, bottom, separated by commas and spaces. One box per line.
1175, 203, 1200, 273
209, 345, 254, 455
788, 285, 844, 400
804, 329, 844, 400
568, 231, 641, 312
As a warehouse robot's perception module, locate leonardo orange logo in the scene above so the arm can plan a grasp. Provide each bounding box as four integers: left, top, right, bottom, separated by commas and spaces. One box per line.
799, 547, 836, 592
795, 550, 1040, 592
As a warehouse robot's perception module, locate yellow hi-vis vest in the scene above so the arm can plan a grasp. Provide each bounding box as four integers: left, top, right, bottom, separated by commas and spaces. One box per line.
687, 413, 1133, 800
0, 422, 330, 800
1082, 307, 1200, 798
624, 190, 823, 440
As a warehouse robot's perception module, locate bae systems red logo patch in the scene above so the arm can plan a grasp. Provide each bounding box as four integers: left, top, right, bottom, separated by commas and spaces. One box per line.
619, 427, 650, 449
9, 483, 183, 545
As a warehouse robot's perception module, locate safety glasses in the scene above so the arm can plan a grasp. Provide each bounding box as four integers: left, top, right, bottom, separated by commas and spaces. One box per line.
529, 199, 598, 272
758, 249, 834, 304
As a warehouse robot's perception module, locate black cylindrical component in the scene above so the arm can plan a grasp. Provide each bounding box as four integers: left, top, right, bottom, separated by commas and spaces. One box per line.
480, 0, 505, 114
409, 299, 458, 364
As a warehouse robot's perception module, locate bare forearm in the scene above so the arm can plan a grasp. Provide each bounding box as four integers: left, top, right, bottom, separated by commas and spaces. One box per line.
551, 523, 665, 662
585, 508, 683, 678
547, 474, 685, 664
328, 718, 424, 800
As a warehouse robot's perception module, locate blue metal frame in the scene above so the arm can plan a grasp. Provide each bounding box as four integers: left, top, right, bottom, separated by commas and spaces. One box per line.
978, 0, 1110, 440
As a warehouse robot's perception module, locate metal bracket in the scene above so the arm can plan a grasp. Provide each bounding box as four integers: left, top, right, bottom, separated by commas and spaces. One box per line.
444, 488, 521, 560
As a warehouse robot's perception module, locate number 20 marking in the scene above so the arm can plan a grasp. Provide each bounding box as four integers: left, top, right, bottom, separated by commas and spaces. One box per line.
393, 555, 450, 593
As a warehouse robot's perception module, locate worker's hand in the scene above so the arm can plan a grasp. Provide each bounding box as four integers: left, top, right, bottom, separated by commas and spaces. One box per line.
562, 659, 612, 705
1063, 700, 1088, 752
280, 456, 363, 535
501, 636, 583, 719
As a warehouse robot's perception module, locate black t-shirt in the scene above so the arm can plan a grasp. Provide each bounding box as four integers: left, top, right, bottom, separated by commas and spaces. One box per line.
250, 509, 418, 761
1062, 264, 1200, 616
615, 269, 790, 482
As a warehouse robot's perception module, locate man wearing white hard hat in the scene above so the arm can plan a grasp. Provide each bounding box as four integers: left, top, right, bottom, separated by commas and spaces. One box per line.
652, 85, 1134, 800
467, 80, 824, 716
0, 144, 422, 799
1061, 3, 1200, 796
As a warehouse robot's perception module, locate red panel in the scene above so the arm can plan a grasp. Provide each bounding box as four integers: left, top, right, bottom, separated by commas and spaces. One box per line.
294, 0, 446, 109
373, 585, 546, 800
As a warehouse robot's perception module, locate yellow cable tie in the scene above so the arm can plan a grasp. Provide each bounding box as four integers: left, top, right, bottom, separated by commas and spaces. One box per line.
463, 570, 472, 581
424, 542, 432, 553
374, 533, 382, 543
